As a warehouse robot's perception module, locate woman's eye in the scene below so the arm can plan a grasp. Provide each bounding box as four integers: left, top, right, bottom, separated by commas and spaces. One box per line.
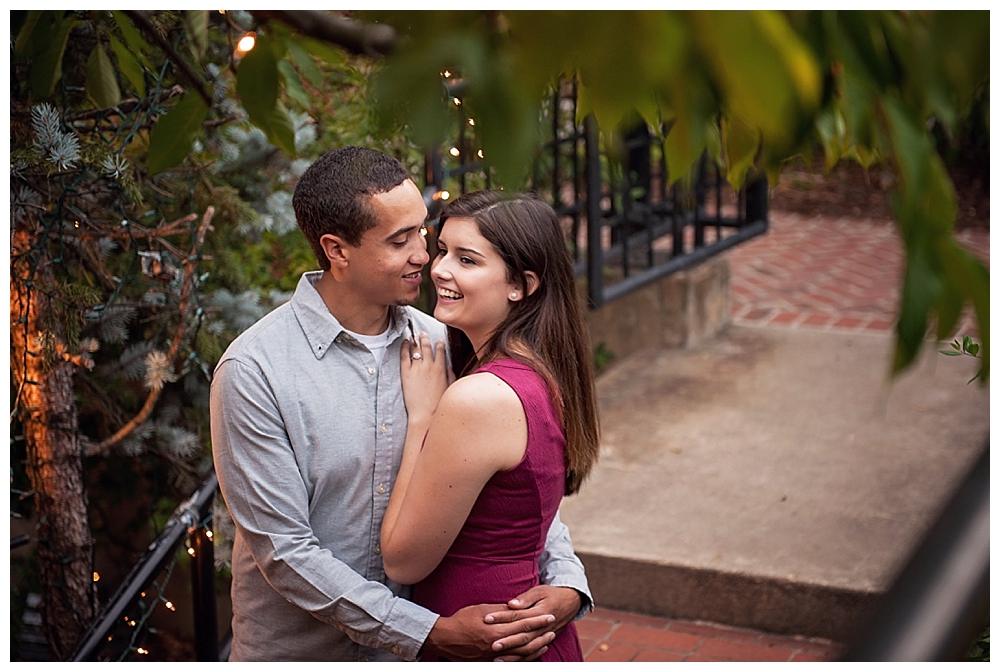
460, 256, 475, 265
436, 248, 446, 256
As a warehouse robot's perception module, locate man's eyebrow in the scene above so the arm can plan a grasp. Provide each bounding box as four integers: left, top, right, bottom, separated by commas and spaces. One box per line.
384, 224, 420, 241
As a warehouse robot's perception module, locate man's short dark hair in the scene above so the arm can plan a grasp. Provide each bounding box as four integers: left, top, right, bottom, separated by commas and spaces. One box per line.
292, 146, 409, 270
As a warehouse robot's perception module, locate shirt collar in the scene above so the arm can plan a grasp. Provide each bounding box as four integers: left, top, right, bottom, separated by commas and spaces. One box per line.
291, 271, 409, 360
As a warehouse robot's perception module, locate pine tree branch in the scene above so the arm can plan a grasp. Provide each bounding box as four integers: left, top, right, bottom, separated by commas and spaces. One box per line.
84, 207, 215, 457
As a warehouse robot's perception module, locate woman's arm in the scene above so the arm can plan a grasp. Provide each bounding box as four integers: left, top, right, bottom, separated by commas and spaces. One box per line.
381, 348, 527, 585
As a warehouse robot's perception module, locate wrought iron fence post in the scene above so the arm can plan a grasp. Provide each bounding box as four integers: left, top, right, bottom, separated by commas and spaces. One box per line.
584, 114, 604, 308
744, 174, 769, 225
190, 524, 219, 661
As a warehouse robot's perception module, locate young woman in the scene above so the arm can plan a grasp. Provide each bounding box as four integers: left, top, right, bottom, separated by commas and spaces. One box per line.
380, 190, 601, 662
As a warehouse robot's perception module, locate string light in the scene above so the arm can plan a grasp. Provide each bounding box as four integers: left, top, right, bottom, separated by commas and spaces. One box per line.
449, 147, 460, 157
442, 70, 452, 78
477, 150, 484, 159
136, 648, 149, 655
468, 118, 475, 126
93, 571, 100, 582
187, 547, 196, 556
235, 32, 256, 58
206, 530, 213, 540
453, 98, 462, 106
164, 601, 176, 612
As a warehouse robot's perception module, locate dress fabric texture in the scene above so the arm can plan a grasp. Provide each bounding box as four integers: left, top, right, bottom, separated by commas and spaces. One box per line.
412, 358, 583, 662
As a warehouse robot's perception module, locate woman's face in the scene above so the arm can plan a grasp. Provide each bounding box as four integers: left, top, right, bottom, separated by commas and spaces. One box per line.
430, 216, 521, 350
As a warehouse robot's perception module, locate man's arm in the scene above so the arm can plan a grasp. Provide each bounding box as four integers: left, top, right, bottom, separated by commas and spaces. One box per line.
211, 357, 436, 660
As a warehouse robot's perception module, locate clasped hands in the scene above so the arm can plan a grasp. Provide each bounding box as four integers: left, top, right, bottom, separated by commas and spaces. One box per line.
424, 585, 582, 662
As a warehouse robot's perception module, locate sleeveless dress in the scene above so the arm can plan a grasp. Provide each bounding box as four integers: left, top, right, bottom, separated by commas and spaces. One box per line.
412, 358, 584, 662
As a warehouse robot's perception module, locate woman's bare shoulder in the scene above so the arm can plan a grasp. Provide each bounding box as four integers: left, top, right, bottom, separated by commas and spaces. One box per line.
443, 371, 519, 407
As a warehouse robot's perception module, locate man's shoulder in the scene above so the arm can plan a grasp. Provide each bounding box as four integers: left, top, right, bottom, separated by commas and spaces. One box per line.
218, 302, 296, 368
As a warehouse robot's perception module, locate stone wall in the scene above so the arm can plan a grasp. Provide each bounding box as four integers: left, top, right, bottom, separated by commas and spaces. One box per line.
583, 256, 731, 365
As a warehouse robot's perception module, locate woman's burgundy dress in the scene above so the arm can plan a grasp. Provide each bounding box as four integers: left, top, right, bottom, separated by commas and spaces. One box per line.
412, 358, 584, 662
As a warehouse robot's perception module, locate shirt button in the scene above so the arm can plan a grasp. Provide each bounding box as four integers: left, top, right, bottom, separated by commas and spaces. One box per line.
390, 645, 401, 656
377, 484, 386, 494
368, 366, 375, 375
380, 424, 387, 434
374, 544, 381, 555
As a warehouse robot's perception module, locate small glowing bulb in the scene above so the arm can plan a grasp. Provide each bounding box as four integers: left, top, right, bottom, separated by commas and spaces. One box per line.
206, 531, 213, 539
165, 601, 176, 612
74, 221, 80, 228
449, 147, 460, 157
107, 636, 113, 642
419, 226, 428, 238
440, 191, 450, 201
137, 648, 149, 655
477, 150, 484, 159
442, 70, 452, 78
129, 620, 136, 627
468, 118, 475, 126
141, 591, 146, 598
236, 32, 256, 56
453, 97, 462, 106
187, 547, 196, 556
93, 572, 100, 582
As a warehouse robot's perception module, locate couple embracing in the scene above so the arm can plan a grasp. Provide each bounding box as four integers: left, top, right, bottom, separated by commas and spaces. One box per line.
210, 146, 600, 662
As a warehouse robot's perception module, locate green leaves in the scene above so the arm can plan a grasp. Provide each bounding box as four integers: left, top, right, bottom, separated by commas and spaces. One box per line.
86, 41, 121, 110
147, 92, 209, 175
15, 11, 77, 101
236, 34, 297, 154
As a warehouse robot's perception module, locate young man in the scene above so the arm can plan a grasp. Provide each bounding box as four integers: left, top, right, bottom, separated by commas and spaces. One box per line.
210, 147, 592, 661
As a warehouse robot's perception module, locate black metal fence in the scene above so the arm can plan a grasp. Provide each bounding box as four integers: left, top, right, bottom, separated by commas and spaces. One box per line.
70, 471, 222, 662
423, 78, 769, 309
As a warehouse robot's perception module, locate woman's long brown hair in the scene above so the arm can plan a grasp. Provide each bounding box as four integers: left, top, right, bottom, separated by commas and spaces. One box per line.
436, 190, 600, 495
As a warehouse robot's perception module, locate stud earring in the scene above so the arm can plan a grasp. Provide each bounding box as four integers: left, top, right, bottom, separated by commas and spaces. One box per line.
509, 292, 519, 301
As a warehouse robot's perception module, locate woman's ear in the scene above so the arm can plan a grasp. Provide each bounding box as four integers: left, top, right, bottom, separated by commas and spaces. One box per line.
320, 234, 349, 270
524, 271, 540, 297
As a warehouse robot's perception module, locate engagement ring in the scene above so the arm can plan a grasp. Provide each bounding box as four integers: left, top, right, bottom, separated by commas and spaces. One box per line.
411, 352, 422, 360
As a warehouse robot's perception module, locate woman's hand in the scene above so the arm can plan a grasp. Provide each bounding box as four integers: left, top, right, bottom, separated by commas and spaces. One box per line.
400, 332, 451, 427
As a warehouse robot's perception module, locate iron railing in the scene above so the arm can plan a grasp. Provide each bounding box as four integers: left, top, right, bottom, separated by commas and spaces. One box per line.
424, 78, 769, 309
840, 442, 989, 661
70, 470, 222, 662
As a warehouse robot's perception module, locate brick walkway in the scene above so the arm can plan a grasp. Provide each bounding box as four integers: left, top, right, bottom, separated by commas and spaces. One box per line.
580, 608, 842, 662
578, 210, 988, 663
728, 211, 989, 336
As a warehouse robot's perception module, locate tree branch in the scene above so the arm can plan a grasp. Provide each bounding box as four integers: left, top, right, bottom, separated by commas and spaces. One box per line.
123, 11, 213, 107
250, 10, 399, 58
84, 207, 215, 457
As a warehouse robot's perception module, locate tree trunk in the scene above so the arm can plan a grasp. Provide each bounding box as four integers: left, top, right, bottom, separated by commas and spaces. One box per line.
11, 224, 96, 660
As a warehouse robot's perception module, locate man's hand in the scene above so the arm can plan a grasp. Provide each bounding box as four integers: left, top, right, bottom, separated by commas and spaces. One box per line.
485, 585, 582, 662
423, 602, 557, 662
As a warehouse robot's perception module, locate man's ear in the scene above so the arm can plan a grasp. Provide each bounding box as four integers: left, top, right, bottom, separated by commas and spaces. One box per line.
320, 234, 350, 269
525, 271, 540, 297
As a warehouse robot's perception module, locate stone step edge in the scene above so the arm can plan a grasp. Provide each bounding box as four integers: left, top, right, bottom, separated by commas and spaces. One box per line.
578, 551, 882, 643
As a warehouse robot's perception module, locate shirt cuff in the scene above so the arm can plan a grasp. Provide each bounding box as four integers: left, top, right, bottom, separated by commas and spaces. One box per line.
376, 596, 439, 661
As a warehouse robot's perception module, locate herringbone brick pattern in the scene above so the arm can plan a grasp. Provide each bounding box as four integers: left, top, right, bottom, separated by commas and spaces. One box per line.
727, 212, 989, 335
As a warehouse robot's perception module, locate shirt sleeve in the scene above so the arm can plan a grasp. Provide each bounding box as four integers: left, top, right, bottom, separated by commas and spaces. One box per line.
211, 357, 438, 660
538, 511, 594, 620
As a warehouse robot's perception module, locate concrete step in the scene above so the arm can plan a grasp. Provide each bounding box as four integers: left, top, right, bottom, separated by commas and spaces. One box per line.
559, 324, 989, 643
